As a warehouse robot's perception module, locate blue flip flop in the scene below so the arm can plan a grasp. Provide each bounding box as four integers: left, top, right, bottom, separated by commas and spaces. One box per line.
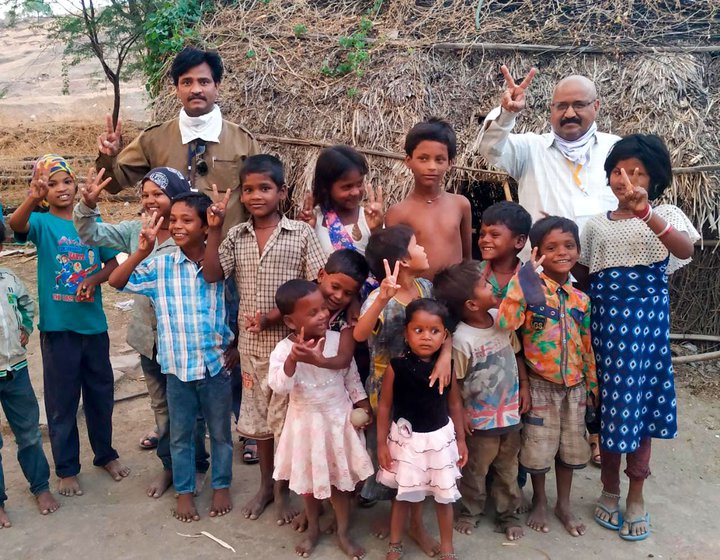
619, 513, 650, 541
594, 503, 623, 530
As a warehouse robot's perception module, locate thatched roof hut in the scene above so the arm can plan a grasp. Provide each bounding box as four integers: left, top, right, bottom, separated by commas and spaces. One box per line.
155, 0, 720, 241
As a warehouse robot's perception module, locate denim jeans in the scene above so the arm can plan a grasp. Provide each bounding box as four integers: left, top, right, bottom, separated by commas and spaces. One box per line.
0, 366, 51, 505
40, 331, 118, 477
166, 370, 232, 494
140, 351, 209, 473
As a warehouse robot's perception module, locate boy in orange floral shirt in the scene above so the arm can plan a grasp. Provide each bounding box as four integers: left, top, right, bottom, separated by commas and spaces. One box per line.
498, 216, 597, 538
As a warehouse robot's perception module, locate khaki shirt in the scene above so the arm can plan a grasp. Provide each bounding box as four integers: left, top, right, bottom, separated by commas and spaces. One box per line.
97, 117, 260, 235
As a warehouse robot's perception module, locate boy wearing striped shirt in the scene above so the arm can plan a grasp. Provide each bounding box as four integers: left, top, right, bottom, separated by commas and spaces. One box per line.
110, 192, 234, 523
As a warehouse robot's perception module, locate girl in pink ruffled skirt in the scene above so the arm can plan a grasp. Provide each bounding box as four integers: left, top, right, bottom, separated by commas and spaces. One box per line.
377, 298, 468, 560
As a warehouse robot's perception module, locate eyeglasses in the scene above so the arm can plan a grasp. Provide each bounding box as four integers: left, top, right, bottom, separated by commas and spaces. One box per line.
550, 100, 596, 112
195, 141, 208, 176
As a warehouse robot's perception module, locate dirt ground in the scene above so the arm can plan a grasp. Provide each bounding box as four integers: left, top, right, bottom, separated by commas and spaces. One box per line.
0, 241, 718, 560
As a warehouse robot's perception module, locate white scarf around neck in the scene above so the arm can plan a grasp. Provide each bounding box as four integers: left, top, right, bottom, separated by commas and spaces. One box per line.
179, 104, 223, 145
552, 121, 597, 166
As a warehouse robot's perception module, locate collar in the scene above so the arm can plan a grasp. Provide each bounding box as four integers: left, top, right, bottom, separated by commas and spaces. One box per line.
178, 105, 223, 145
541, 129, 600, 150
173, 247, 204, 268
539, 271, 573, 295
237, 215, 300, 234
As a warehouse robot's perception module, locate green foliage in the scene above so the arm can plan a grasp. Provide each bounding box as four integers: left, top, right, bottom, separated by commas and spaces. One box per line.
346, 87, 359, 98
22, 0, 51, 20
143, 0, 211, 97
246, 49, 256, 58
292, 23, 307, 37
321, 1, 383, 80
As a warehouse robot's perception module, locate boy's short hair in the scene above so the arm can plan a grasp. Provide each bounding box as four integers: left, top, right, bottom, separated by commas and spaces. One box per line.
171, 192, 213, 227
365, 225, 414, 280
482, 201, 532, 237
276, 279, 319, 315
170, 46, 223, 85
433, 261, 483, 326
529, 216, 580, 250
324, 249, 369, 287
604, 134, 672, 201
240, 155, 285, 188
404, 117, 457, 160
405, 298, 452, 331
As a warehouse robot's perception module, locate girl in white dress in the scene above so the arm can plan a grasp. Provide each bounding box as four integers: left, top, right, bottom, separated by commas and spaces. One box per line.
269, 280, 373, 559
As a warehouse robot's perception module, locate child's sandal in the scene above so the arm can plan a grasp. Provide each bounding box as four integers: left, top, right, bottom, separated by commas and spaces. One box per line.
386, 542, 403, 559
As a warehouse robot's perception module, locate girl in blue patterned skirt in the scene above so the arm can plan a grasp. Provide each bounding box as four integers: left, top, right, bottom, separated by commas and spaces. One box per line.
578, 134, 699, 541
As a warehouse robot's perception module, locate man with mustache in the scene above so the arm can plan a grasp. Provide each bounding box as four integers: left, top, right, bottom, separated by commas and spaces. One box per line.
476, 66, 619, 259
97, 46, 259, 235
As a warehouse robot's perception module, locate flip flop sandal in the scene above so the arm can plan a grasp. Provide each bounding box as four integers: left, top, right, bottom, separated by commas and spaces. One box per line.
242, 439, 260, 464
594, 503, 623, 530
139, 433, 159, 450
619, 513, 650, 541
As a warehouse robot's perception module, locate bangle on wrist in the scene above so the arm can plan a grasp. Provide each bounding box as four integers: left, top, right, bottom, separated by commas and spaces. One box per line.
656, 223, 673, 238
634, 205, 652, 222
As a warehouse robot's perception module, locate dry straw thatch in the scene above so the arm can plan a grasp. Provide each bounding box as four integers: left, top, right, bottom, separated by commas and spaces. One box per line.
155, 0, 720, 239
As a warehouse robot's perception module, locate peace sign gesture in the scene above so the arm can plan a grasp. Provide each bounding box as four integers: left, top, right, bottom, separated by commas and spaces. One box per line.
363, 183, 384, 231
207, 183, 231, 229
499, 64, 537, 114
290, 326, 326, 366
138, 211, 164, 254
29, 161, 50, 203
619, 167, 649, 214
80, 166, 112, 209
297, 191, 316, 228
97, 114, 123, 156
529, 246, 546, 272
379, 258, 401, 302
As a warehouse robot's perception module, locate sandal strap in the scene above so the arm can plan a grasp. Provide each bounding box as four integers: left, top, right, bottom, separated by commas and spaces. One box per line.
387, 542, 403, 554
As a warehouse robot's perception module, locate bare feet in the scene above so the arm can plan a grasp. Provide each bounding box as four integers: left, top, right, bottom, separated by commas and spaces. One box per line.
526, 497, 550, 533
173, 493, 200, 522
505, 524, 524, 541
620, 499, 649, 538
454, 516, 477, 535
36, 491, 60, 515
594, 492, 620, 527
408, 521, 441, 557
337, 531, 365, 559
147, 470, 173, 499
209, 488, 233, 517
321, 512, 337, 535
292, 511, 308, 532
371, 516, 390, 539
516, 487, 532, 514
0, 506, 11, 528
242, 485, 274, 520
275, 486, 301, 526
102, 459, 130, 481
295, 526, 320, 557
554, 503, 586, 537
58, 476, 83, 496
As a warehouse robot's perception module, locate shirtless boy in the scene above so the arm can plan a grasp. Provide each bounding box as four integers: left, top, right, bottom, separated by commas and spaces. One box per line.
385, 118, 472, 279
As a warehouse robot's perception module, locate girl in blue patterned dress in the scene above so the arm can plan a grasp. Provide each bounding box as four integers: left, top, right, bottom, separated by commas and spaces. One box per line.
578, 134, 699, 541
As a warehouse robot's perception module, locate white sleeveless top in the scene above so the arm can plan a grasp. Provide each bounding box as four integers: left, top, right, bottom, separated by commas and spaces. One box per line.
313, 206, 372, 256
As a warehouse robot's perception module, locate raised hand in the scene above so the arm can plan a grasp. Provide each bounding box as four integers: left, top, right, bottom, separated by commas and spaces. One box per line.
244, 310, 264, 333
620, 167, 650, 214
290, 327, 326, 366
138, 211, 164, 253
297, 191, 316, 227
499, 64, 537, 113
29, 161, 50, 202
207, 183, 231, 229
97, 114, 123, 156
363, 183, 384, 231
378, 259, 401, 301
80, 167, 112, 209
529, 246, 546, 271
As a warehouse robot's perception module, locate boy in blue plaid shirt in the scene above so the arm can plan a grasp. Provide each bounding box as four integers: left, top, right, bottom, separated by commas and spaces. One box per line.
110, 192, 234, 523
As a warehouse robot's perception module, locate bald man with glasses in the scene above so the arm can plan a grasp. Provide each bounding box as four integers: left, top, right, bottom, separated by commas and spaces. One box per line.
476, 66, 620, 259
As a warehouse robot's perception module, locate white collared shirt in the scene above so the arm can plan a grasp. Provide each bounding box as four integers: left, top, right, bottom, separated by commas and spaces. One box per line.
475, 107, 620, 258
